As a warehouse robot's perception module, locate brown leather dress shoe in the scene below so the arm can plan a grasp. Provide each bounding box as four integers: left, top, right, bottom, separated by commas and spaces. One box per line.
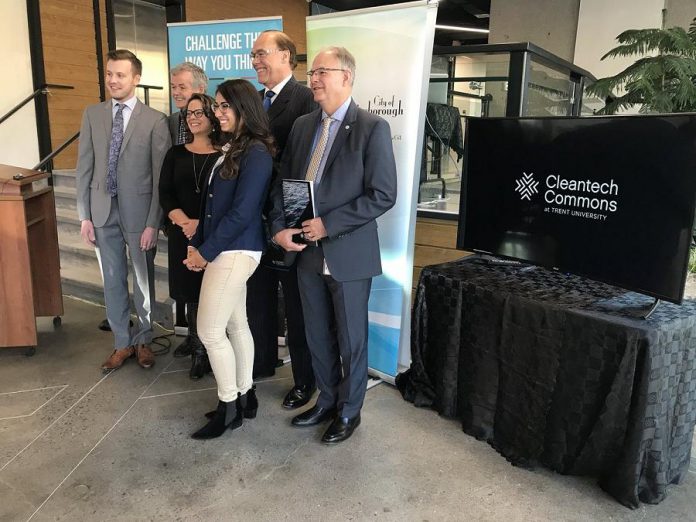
135, 344, 155, 369
101, 346, 135, 372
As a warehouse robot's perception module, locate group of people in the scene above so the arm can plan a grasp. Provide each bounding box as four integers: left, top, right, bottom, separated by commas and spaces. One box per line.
75, 30, 397, 444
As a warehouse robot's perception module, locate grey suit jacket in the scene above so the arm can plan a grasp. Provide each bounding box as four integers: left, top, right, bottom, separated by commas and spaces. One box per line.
76, 99, 171, 232
270, 100, 397, 281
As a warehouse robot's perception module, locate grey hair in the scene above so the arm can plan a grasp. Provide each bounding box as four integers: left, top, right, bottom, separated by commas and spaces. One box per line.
320, 46, 356, 85
170, 62, 208, 90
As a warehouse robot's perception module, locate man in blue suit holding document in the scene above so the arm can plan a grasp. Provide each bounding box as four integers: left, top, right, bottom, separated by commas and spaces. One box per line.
270, 47, 397, 444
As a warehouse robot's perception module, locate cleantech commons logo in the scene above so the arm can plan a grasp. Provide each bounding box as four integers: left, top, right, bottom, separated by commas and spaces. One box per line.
514, 171, 620, 222
515, 172, 539, 200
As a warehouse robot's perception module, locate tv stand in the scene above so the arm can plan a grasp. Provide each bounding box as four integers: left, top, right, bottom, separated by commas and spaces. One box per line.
643, 298, 661, 320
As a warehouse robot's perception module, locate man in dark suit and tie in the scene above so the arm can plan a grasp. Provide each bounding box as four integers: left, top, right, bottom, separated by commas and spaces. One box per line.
247, 30, 318, 409
76, 49, 171, 372
270, 47, 397, 443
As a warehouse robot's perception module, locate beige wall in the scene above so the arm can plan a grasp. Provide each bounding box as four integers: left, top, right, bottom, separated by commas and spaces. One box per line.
489, 0, 581, 61
574, 0, 663, 81
664, 0, 696, 28
1, 0, 39, 169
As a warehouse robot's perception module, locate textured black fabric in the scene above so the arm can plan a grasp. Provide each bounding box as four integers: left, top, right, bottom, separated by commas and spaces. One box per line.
400, 256, 696, 508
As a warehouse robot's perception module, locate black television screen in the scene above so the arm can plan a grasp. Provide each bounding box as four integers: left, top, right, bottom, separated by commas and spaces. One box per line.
457, 114, 696, 304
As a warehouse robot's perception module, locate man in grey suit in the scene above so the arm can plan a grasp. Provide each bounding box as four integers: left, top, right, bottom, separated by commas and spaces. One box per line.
168, 62, 208, 146
77, 49, 171, 372
270, 47, 397, 443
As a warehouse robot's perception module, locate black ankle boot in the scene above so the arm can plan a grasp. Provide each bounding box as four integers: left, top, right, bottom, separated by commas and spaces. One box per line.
206, 385, 257, 419
189, 340, 211, 380
191, 399, 242, 440
175, 303, 199, 358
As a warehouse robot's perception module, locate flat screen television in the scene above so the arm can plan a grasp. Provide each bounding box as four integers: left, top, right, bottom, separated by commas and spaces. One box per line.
457, 114, 696, 304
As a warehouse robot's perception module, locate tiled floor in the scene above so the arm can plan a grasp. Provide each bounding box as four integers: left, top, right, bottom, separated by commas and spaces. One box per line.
1, 297, 695, 521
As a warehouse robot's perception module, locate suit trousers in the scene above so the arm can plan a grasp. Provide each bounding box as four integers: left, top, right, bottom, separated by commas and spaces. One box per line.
94, 197, 156, 349
297, 265, 372, 419
198, 252, 258, 402
247, 264, 315, 387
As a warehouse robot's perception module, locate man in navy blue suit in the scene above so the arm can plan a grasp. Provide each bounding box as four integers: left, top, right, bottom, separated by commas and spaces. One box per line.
247, 30, 318, 409
270, 47, 397, 444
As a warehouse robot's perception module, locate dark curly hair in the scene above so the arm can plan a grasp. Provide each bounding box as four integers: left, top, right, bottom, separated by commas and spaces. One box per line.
184, 93, 221, 144
215, 79, 276, 179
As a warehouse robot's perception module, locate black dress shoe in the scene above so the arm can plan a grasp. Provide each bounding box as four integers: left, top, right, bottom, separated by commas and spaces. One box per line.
282, 385, 316, 409
322, 414, 361, 444
291, 405, 337, 427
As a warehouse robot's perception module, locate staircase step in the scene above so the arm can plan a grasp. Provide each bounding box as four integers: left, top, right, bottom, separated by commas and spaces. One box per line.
52, 169, 76, 189
53, 185, 76, 211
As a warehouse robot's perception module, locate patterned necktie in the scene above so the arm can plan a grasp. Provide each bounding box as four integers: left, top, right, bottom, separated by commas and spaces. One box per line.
263, 90, 275, 111
106, 103, 124, 197
305, 117, 333, 182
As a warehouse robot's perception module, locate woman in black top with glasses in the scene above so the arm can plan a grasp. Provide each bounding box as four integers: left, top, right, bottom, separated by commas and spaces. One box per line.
159, 93, 221, 379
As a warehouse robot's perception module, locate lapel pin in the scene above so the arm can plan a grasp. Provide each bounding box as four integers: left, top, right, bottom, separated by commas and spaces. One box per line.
345, 125, 350, 130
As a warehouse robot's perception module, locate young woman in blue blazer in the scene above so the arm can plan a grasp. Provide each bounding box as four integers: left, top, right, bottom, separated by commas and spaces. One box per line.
185, 79, 275, 439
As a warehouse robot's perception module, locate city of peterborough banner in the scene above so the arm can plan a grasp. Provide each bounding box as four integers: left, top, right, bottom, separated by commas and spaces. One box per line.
167, 17, 282, 110
307, 1, 438, 378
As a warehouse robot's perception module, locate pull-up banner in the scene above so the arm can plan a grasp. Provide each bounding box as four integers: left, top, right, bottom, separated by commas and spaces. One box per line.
307, 1, 438, 379
167, 17, 282, 107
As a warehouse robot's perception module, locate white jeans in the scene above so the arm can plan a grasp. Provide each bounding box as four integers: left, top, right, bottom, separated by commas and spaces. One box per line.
197, 252, 259, 402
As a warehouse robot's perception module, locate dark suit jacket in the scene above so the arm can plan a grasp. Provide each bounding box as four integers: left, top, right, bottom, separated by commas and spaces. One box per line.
262, 77, 317, 161
168, 112, 182, 144
270, 100, 397, 282
190, 143, 273, 262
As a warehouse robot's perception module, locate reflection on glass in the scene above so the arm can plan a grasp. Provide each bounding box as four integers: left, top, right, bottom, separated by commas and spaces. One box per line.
580, 81, 605, 115
525, 58, 574, 117
419, 53, 511, 214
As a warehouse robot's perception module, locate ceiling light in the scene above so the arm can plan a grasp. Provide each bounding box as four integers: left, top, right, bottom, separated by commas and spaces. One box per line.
435, 24, 489, 34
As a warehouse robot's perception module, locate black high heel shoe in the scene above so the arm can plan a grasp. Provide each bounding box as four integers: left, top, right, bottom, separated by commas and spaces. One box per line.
205, 385, 257, 419
191, 399, 243, 440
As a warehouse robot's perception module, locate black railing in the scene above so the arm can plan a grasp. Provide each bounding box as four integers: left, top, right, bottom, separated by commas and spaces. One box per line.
33, 131, 80, 172
0, 84, 73, 126
137, 84, 163, 106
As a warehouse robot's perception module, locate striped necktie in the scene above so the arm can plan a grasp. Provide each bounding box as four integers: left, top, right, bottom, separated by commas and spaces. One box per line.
305, 117, 333, 182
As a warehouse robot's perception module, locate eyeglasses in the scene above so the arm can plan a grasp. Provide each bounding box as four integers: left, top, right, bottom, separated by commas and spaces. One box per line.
185, 109, 206, 119
249, 48, 281, 60
307, 68, 346, 78
211, 102, 231, 113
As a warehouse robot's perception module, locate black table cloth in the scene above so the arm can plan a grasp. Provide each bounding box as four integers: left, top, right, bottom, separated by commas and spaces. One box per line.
398, 256, 696, 508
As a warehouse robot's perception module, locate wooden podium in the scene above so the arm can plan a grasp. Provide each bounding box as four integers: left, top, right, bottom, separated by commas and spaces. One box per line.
0, 163, 63, 349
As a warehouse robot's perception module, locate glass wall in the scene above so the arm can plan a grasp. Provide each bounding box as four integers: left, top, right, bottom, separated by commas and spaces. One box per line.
418, 44, 595, 217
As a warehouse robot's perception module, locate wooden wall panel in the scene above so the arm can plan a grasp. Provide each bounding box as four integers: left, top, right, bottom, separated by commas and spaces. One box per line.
40, 0, 103, 169
412, 217, 471, 293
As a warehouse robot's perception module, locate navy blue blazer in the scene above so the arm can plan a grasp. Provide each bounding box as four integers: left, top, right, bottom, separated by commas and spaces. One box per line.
190, 143, 272, 262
